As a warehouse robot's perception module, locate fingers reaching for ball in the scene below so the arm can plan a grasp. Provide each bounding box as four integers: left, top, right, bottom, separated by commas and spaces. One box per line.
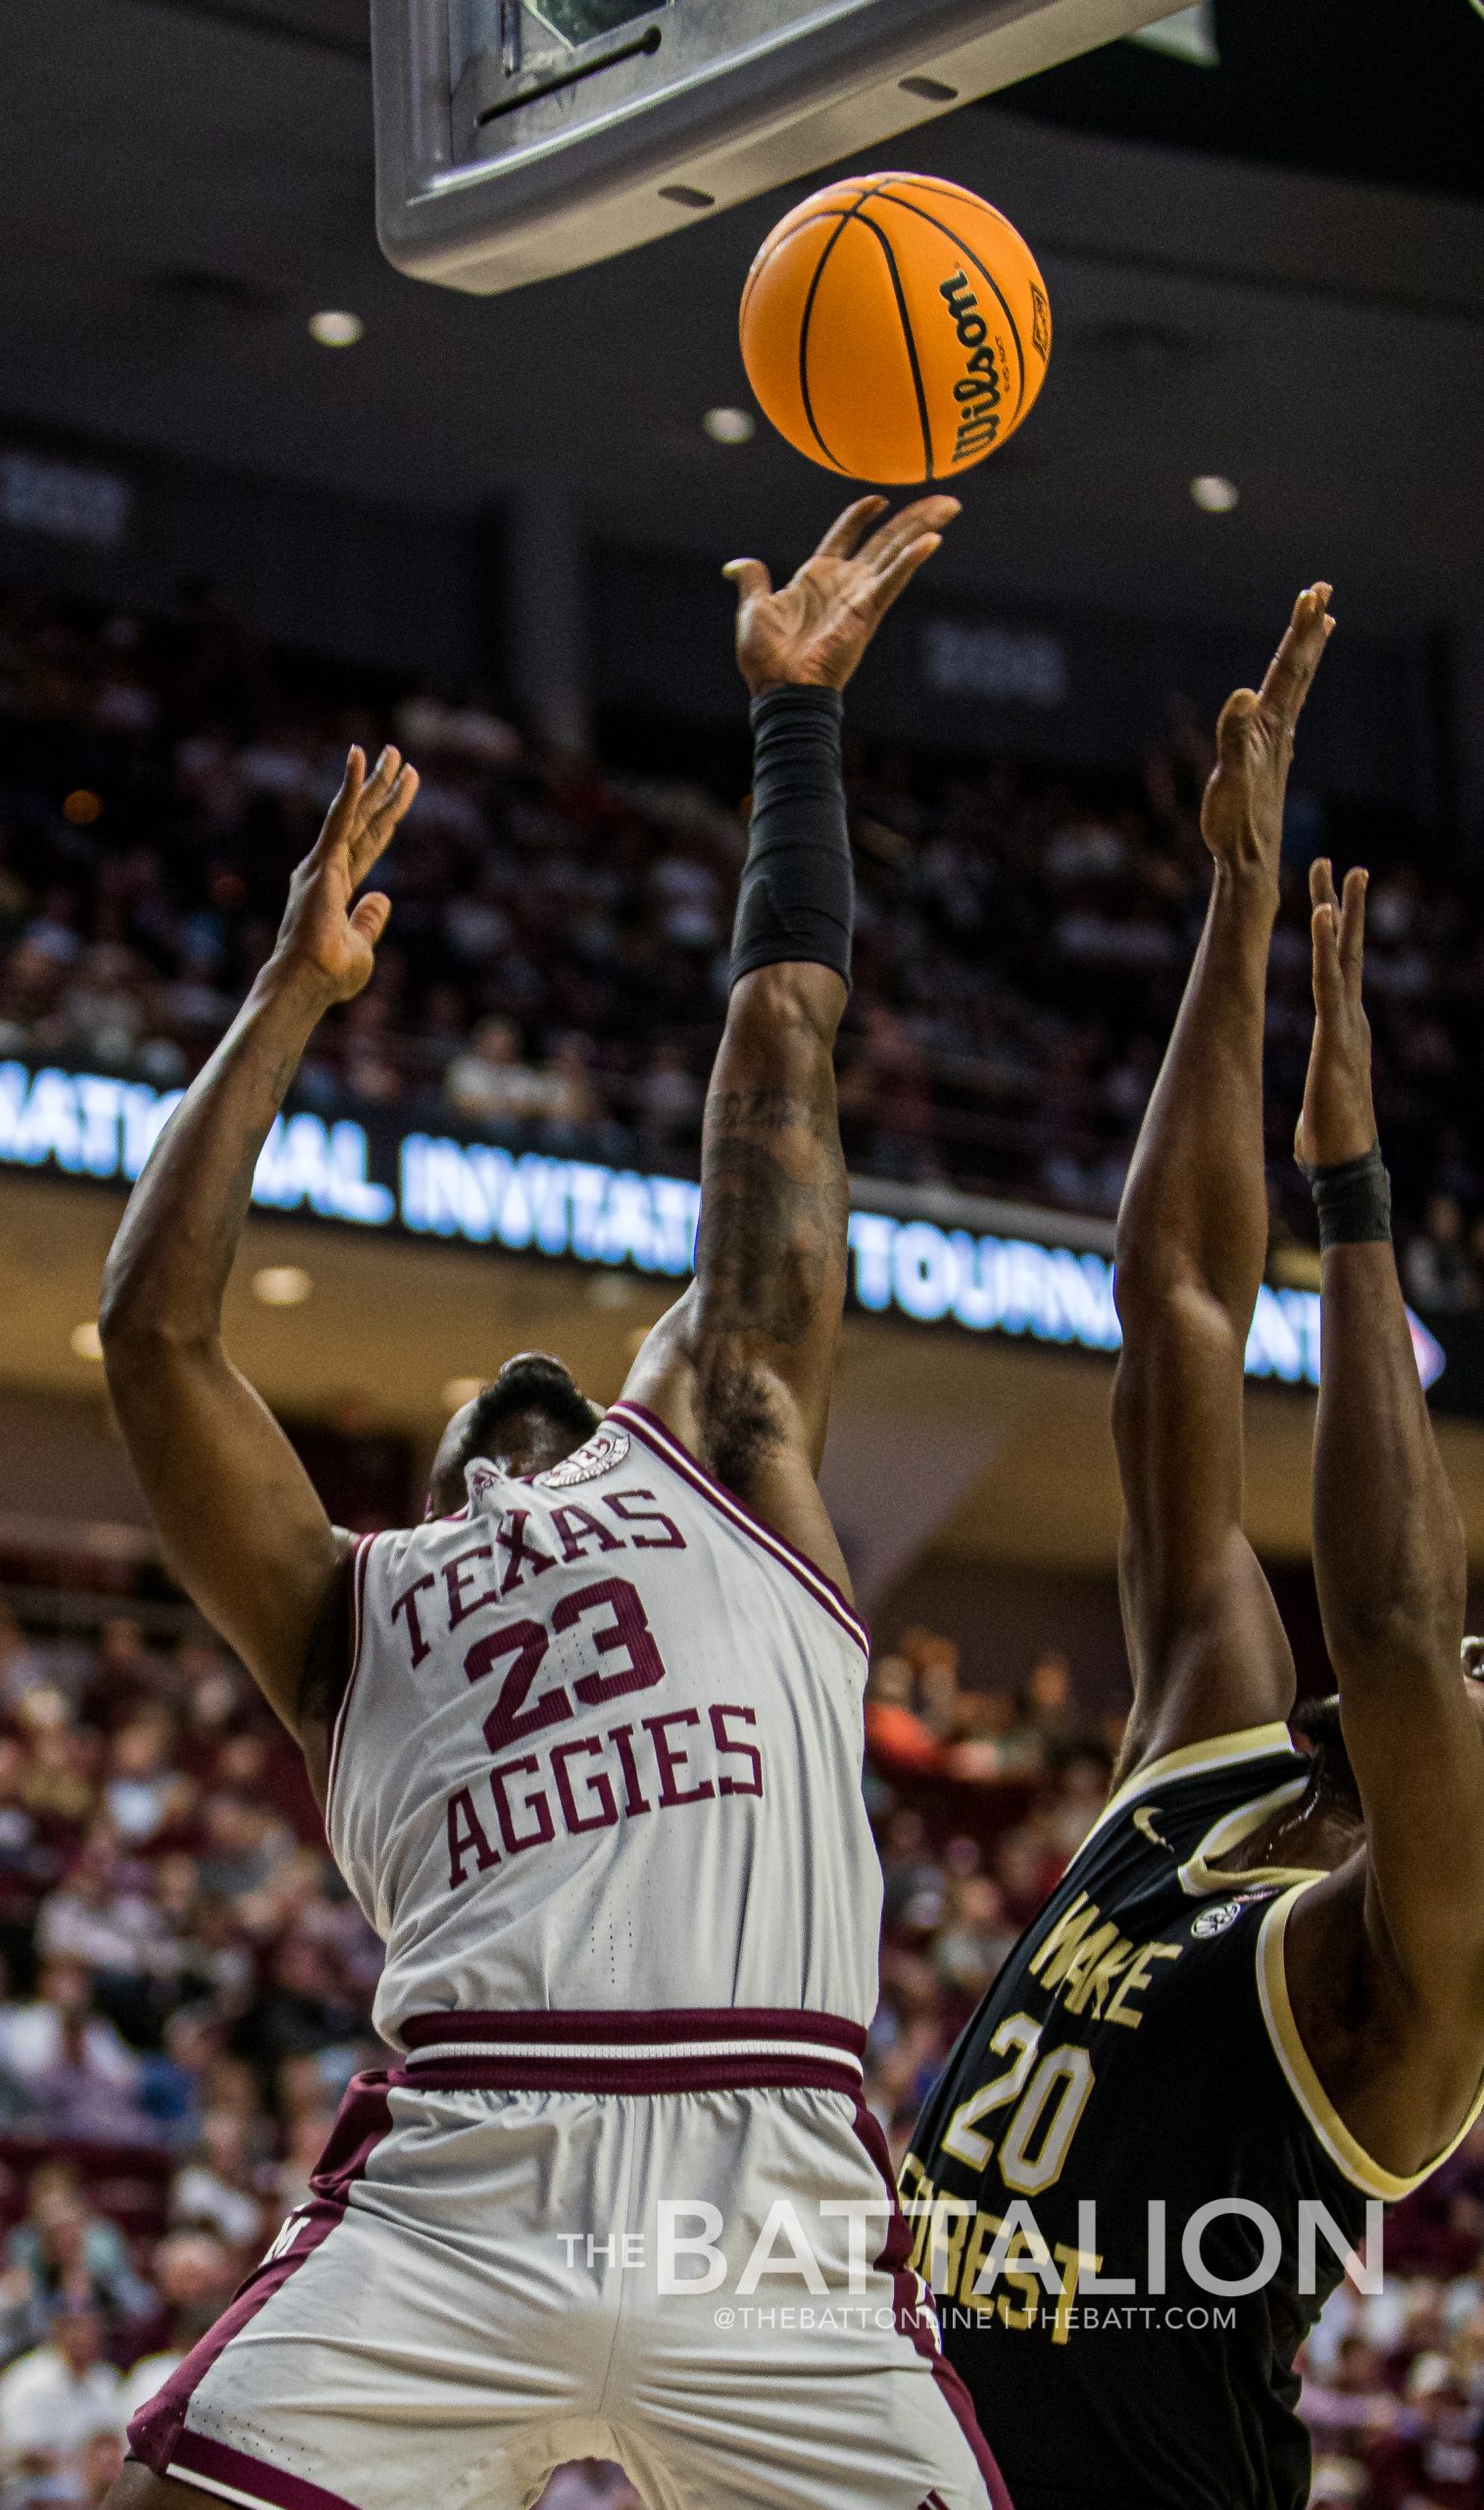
724, 496, 961, 694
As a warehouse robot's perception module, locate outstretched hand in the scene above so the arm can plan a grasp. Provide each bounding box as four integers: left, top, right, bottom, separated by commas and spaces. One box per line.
1295, 856, 1376, 1170
270, 745, 420, 1006
1201, 583, 1333, 877
724, 494, 960, 695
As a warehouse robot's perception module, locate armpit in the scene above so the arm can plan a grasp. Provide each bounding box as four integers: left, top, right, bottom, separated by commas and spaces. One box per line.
695, 1355, 790, 1504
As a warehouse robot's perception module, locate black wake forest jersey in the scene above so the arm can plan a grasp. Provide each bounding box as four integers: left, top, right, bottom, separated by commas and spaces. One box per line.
907, 1724, 1453, 2510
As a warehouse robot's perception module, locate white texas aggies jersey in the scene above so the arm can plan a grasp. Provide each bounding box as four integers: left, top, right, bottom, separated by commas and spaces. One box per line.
327, 1397, 881, 2046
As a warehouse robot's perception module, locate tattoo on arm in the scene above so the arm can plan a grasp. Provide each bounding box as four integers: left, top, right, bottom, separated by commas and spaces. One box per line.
686, 1047, 849, 1488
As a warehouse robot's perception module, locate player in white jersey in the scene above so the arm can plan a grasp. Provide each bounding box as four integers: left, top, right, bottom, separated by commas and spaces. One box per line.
97, 492, 1012, 2510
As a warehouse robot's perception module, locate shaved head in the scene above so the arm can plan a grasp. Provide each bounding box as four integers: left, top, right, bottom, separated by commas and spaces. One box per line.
427, 1352, 601, 1515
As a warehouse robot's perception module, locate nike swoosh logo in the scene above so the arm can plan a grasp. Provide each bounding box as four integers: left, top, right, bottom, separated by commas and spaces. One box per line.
1132, 1804, 1171, 1852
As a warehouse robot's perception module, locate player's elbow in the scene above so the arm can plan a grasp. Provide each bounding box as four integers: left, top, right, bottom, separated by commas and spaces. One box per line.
1325, 1560, 1467, 1689
726, 962, 846, 1053
97, 1284, 219, 1370
1113, 1274, 1242, 1391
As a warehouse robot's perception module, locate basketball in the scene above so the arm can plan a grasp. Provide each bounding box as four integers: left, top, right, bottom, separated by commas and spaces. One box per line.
739, 172, 1052, 485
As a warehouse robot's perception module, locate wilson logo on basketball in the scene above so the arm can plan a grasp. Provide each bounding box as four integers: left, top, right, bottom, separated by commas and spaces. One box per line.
939, 270, 1004, 466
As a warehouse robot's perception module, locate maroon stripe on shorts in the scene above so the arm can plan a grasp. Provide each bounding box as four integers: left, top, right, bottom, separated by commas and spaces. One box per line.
399, 2005, 868, 2055
848, 2094, 1015, 2510
392, 2049, 864, 2096
172, 2430, 362, 2510
127, 2070, 393, 2485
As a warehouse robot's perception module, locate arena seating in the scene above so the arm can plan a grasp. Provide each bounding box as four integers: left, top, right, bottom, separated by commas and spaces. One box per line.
2, 584, 1480, 1297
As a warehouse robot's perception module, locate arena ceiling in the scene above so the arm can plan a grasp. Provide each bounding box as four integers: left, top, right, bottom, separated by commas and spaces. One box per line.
1, 0, 1481, 639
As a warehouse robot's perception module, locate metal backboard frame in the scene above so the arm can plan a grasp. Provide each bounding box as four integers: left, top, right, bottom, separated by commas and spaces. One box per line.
371, 0, 1185, 293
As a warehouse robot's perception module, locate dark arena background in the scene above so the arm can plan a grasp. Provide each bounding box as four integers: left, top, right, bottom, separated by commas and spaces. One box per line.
1, 4, 1483, 2506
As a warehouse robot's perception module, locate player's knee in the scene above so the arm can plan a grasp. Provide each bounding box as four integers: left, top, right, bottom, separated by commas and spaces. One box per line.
105, 2460, 222, 2510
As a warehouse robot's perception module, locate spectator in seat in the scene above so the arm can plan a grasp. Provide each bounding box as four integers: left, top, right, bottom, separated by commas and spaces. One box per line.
878, 1808, 945, 1931
4, 2162, 155, 2336
996, 1825, 1065, 1930
116, 2232, 238, 2428
1042, 1747, 1113, 1858
1016, 1650, 1084, 1754
635, 1042, 703, 1162
896, 1629, 963, 1743
0, 1748, 57, 1985
24, 1993, 155, 2145
0, 2295, 122, 2497
35, 1835, 174, 2046
170, 2109, 266, 2252
932, 1875, 1018, 2005
864, 1656, 942, 1776
101, 1713, 189, 1848
1299, 2331, 1398, 2475
80, 1618, 164, 1727
1405, 1192, 1482, 1314
0, 1958, 136, 2096
0, 1614, 47, 1712
443, 1015, 568, 1131
1362, 2349, 1483, 2508
942, 1687, 1043, 1783
196, 1792, 292, 1903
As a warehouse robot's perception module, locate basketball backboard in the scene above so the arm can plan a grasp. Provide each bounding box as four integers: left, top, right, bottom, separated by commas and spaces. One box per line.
371, 0, 1189, 294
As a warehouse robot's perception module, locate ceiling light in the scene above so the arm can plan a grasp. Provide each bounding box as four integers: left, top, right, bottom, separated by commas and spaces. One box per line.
308, 310, 364, 348
252, 1265, 313, 1307
71, 1322, 103, 1361
1190, 474, 1239, 513
703, 407, 755, 445
441, 1377, 486, 1410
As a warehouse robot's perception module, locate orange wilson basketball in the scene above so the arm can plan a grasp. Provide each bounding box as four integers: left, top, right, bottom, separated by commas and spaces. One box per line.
739, 172, 1051, 485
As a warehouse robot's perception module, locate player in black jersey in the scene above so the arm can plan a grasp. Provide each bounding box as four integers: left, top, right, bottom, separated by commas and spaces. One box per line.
908, 585, 1484, 2510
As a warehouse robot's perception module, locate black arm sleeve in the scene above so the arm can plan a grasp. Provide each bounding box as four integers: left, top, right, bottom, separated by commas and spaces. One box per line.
729, 684, 853, 990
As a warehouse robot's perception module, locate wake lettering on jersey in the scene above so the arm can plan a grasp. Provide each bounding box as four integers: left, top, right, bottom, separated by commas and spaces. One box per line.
1024, 1888, 1181, 2025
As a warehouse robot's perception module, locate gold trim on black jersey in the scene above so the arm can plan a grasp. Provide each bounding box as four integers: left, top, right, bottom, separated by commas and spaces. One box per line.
1176, 1776, 1323, 1899
1258, 1881, 1484, 2200
1086, 1721, 1299, 1852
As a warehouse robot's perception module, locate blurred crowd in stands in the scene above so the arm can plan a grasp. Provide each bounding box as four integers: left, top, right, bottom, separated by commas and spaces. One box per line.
2, 585, 1483, 1286
0, 1572, 1477, 2507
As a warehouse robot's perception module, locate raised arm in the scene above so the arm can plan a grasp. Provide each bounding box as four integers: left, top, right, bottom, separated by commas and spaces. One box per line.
624, 496, 958, 1585
1284, 861, 1484, 2171
1111, 588, 1333, 1778
98, 747, 418, 1755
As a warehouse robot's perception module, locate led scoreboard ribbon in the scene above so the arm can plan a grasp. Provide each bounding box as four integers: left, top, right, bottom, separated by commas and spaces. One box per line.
0, 1059, 1446, 1392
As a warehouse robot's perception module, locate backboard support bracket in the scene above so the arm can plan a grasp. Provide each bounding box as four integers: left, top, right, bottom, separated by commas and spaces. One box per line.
371, 0, 1187, 294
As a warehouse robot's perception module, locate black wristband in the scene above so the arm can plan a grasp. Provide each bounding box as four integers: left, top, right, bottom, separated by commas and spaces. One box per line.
1301, 1144, 1392, 1249
729, 684, 853, 990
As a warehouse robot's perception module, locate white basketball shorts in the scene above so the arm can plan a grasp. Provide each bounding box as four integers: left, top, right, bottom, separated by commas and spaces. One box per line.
127, 2009, 1009, 2510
